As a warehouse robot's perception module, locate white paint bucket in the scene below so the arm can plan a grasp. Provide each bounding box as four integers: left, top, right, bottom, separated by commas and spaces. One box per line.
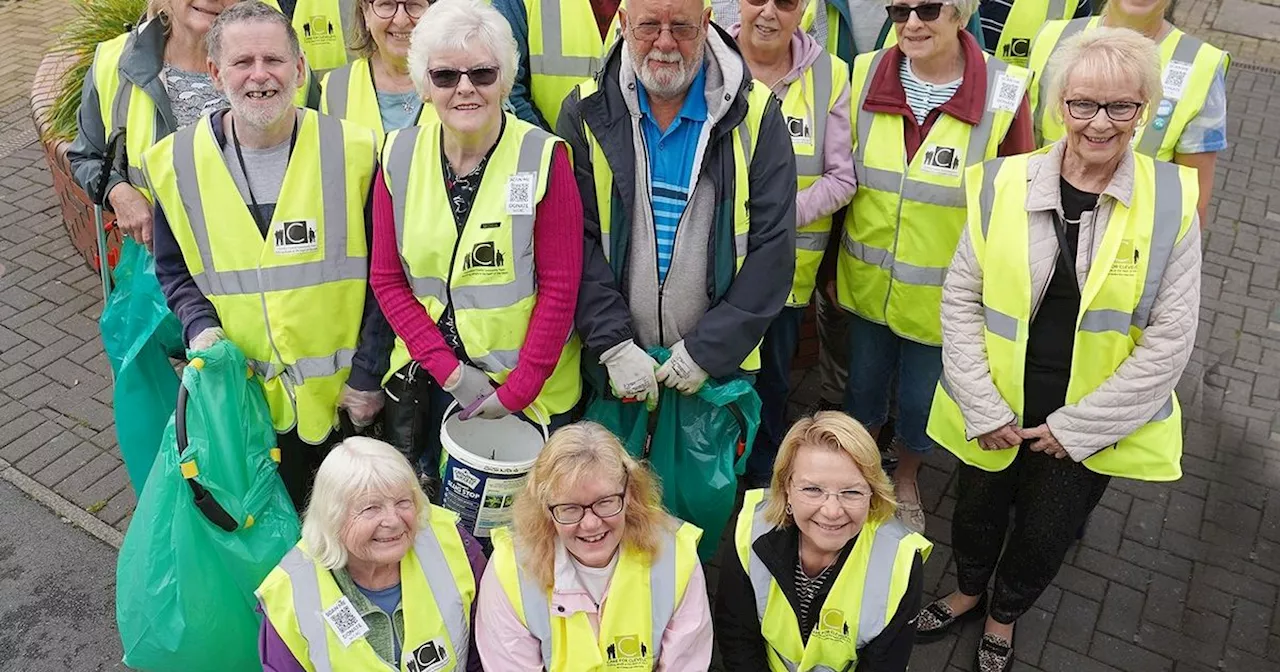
439, 401, 548, 537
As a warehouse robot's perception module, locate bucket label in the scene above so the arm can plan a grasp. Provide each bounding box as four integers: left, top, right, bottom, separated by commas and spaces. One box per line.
451, 466, 481, 490
442, 455, 531, 538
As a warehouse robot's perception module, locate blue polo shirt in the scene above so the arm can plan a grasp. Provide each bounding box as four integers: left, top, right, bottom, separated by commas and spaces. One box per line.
636, 64, 708, 283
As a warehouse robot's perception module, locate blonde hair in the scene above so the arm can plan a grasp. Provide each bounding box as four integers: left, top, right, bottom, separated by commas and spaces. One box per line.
764, 412, 897, 528
406, 0, 518, 100
346, 0, 379, 58
1046, 26, 1163, 125
885, 0, 979, 25
510, 422, 672, 591
301, 437, 432, 570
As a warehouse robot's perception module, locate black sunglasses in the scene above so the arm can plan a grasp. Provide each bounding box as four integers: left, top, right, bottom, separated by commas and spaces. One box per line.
428, 66, 500, 89
886, 2, 946, 23
744, 0, 802, 11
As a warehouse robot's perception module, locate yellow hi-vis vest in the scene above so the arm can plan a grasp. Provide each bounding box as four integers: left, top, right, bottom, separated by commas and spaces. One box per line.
838, 50, 1027, 345
573, 76, 771, 372
523, 0, 617, 129
1028, 17, 1230, 161
992, 0, 1076, 67
781, 51, 849, 308
256, 505, 476, 671
800, 1, 844, 58
291, 0, 348, 71
734, 489, 931, 672
489, 522, 703, 672
926, 150, 1197, 481
320, 58, 437, 148
379, 116, 583, 417
142, 109, 376, 443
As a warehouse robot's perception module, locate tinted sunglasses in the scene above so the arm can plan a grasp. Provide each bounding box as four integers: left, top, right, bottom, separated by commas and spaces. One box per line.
427, 66, 500, 89
886, 2, 947, 23
744, 0, 802, 11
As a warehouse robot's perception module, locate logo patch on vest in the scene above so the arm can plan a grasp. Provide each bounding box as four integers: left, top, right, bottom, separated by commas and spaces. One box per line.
273, 219, 318, 254
322, 595, 369, 647
507, 172, 536, 215
406, 639, 451, 672
1109, 239, 1140, 279
920, 145, 962, 177
1001, 38, 1031, 62
462, 241, 506, 275
301, 14, 339, 47
786, 115, 813, 145
812, 608, 852, 644
605, 635, 651, 669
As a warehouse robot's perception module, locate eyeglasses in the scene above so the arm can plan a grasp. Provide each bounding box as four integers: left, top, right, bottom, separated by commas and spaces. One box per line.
629, 22, 703, 42
428, 66, 500, 89
790, 482, 871, 508
548, 474, 629, 525
744, 0, 801, 11
1064, 99, 1143, 122
886, 2, 947, 23
369, 0, 430, 19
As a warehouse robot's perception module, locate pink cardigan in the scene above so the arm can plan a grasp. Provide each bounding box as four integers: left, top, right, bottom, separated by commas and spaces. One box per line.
370, 144, 583, 412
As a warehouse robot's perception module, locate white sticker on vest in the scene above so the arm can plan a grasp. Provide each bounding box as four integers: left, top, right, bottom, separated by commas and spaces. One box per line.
507, 172, 535, 216
322, 596, 369, 647
273, 219, 318, 255
1162, 61, 1192, 101
990, 72, 1026, 114
406, 639, 452, 672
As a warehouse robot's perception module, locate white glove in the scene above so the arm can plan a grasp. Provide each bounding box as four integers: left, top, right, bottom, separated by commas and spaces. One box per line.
655, 340, 708, 395
190, 327, 224, 351
443, 364, 497, 407
601, 339, 659, 408
459, 392, 512, 420
339, 386, 385, 428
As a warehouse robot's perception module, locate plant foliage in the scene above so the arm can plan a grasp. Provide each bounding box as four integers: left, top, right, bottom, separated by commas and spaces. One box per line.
43, 0, 147, 142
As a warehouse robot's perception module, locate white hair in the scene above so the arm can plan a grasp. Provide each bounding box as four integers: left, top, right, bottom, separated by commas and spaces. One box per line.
884, 0, 979, 25
406, 0, 518, 100
1046, 26, 1163, 124
300, 437, 431, 570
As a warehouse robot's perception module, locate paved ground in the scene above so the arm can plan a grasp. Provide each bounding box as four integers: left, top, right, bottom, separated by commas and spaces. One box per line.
0, 0, 1278, 670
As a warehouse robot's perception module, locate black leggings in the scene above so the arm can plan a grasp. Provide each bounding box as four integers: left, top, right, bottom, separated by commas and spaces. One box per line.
952, 445, 1111, 624
277, 428, 342, 513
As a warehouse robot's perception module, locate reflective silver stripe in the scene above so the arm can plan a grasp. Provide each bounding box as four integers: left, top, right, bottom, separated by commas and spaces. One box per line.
385, 126, 423, 285
854, 51, 888, 166
797, 231, 830, 252
1079, 308, 1133, 335
171, 125, 216, 296
413, 528, 470, 670
842, 237, 892, 270
1152, 396, 1174, 421
1048, 0, 1068, 17
532, 0, 599, 77
856, 520, 912, 647
513, 553, 555, 669
735, 232, 748, 259
1136, 34, 1204, 157
967, 59, 1009, 166
324, 63, 352, 119
842, 236, 946, 286
794, 52, 832, 177
1133, 162, 1185, 329
855, 163, 966, 208
745, 499, 775, 624
1036, 19, 1090, 141
128, 165, 146, 186
112, 78, 131, 133
248, 348, 356, 385
275, 547, 334, 672
409, 275, 448, 303
738, 121, 753, 170
470, 348, 520, 375
978, 157, 1006, 239
985, 305, 1020, 341
192, 259, 368, 295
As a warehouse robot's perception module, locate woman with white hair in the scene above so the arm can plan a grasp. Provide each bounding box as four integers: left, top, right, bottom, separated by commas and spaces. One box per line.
256, 437, 486, 671
921, 28, 1201, 671
833, 0, 1034, 536
476, 421, 713, 670
369, 0, 583, 484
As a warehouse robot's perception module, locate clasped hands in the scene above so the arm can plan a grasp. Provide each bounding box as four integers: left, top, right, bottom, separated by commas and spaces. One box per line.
977, 422, 1068, 459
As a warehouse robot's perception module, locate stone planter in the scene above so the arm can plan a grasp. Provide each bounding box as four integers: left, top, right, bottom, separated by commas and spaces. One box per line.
30, 50, 122, 274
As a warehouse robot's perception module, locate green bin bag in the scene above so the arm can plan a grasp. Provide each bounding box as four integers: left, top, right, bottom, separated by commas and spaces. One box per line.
100, 239, 185, 492
585, 347, 760, 560
117, 340, 300, 672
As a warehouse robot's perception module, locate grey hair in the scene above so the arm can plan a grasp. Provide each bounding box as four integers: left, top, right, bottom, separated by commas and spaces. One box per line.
1046, 26, 1163, 124
406, 0, 518, 100
207, 1, 303, 64
300, 437, 432, 570
885, 0, 979, 25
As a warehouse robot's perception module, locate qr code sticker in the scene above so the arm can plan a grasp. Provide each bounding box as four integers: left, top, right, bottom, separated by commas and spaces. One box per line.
990, 73, 1026, 114
1162, 61, 1191, 101
322, 596, 369, 647
507, 172, 535, 216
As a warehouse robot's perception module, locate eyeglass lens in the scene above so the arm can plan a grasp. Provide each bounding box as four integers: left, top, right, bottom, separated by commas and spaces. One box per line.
886, 2, 945, 23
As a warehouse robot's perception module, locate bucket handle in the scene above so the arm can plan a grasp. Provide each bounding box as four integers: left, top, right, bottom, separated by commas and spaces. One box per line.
444, 400, 551, 442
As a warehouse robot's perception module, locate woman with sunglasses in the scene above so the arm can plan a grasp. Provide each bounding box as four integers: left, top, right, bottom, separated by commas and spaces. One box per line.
922, 28, 1201, 672
1027, 0, 1228, 223
477, 421, 712, 670
716, 412, 931, 671
833, 0, 1034, 536
369, 0, 584, 486
321, 0, 438, 148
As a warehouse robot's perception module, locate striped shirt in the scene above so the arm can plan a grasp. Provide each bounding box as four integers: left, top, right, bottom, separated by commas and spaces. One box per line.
795, 557, 837, 642
899, 57, 962, 126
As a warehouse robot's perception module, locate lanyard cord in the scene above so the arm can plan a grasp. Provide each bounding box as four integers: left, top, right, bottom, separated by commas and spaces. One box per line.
230, 113, 300, 233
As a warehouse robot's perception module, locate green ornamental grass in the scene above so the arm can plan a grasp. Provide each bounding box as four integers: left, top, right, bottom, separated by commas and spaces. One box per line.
44, 0, 146, 141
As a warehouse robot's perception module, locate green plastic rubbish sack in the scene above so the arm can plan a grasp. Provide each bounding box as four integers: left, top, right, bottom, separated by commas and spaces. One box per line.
117, 340, 300, 672
100, 239, 185, 493
585, 347, 760, 560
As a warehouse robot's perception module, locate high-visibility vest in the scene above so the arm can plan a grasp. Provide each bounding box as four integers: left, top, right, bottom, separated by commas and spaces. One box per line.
291, 0, 348, 71
489, 521, 703, 672
256, 505, 476, 672
320, 58, 437, 148
778, 52, 849, 307
799, 1, 843, 60
837, 50, 1027, 345
523, 0, 617, 128
734, 489, 931, 672
379, 115, 582, 418
573, 76, 771, 372
926, 149, 1198, 481
142, 109, 376, 443
992, 0, 1077, 67
1028, 17, 1230, 161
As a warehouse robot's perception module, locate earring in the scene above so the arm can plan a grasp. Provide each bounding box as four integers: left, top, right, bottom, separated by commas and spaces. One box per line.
785, 503, 793, 516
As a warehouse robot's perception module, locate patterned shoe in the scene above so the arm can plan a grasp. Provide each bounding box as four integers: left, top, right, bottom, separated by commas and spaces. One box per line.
894, 478, 926, 534
915, 593, 987, 643
976, 632, 1015, 672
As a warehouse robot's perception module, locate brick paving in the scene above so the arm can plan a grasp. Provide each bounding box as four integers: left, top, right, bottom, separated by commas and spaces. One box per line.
0, 0, 1278, 669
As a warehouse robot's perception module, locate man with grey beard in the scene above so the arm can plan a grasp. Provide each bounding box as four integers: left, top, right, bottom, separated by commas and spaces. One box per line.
143, 1, 392, 510
560, 0, 795, 409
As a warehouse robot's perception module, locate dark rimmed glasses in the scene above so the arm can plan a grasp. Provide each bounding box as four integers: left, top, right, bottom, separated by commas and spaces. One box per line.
1064, 99, 1144, 122
369, 0, 430, 20
629, 22, 703, 42
886, 2, 946, 23
548, 474, 629, 525
428, 66, 500, 89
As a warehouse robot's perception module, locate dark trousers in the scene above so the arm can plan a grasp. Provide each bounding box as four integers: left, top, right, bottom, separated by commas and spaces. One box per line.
277, 428, 342, 513
952, 445, 1111, 623
746, 307, 805, 485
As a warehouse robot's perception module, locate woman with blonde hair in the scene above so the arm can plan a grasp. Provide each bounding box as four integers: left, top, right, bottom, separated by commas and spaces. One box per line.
716, 412, 932, 671
477, 421, 713, 670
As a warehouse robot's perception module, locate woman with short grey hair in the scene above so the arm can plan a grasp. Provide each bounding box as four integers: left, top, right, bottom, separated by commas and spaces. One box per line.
256, 438, 486, 671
